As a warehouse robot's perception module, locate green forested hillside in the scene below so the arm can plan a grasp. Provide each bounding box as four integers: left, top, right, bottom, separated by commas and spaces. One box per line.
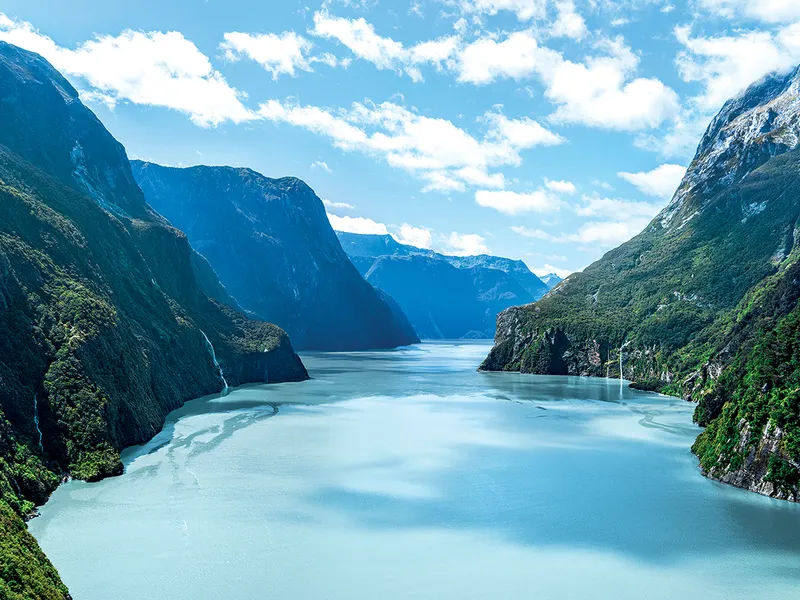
481, 67, 800, 501
0, 42, 306, 598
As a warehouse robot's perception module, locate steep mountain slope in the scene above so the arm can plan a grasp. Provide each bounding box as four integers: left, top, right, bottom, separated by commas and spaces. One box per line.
481, 65, 800, 501
0, 42, 307, 598
131, 162, 419, 351
338, 232, 547, 339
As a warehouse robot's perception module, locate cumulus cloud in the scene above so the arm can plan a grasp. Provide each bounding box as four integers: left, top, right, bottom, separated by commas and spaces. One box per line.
698, 0, 800, 23
393, 224, 433, 249
327, 213, 388, 234
639, 22, 800, 159
310, 11, 459, 80
0, 14, 254, 126
306, 10, 674, 132
220, 31, 315, 79
475, 189, 563, 215
618, 164, 687, 199
445, 232, 490, 255
565, 220, 649, 246
457, 30, 544, 84
312, 160, 333, 173
511, 192, 659, 248
458, 0, 548, 21
551, 1, 588, 41
458, 31, 679, 130
258, 99, 564, 193
511, 225, 552, 239
322, 198, 354, 210
574, 194, 663, 219
542, 37, 680, 130
675, 24, 800, 112
544, 178, 577, 194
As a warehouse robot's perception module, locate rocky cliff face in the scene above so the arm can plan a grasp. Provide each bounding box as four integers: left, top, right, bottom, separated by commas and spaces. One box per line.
338, 232, 547, 339
131, 162, 418, 351
481, 65, 800, 502
0, 42, 306, 598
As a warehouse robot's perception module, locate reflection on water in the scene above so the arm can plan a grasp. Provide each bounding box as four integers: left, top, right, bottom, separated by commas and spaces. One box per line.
29, 342, 800, 600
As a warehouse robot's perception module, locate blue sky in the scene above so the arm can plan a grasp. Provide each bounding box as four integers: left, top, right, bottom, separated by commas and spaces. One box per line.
2, 0, 799, 277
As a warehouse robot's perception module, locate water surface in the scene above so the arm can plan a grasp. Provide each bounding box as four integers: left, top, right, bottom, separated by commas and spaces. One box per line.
29, 342, 800, 599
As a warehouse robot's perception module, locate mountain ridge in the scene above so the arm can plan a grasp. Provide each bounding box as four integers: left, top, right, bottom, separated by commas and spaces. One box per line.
131, 162, 419, 351
480, 64, 800, 502
338, 232, 548, 339
0, 41, 307, 598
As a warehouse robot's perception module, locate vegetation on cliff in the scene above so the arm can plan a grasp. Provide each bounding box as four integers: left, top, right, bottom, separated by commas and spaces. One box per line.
0, 41, 307, 597
481, 66, 800, 501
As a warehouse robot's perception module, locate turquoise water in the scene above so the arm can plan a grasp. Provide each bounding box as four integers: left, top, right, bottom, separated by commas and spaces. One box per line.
29, 342, 800, 599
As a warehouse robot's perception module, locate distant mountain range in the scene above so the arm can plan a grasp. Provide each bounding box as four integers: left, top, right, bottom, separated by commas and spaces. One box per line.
131, 162, 418, 351
337, 232, 548, 339
539, 273, 563, 289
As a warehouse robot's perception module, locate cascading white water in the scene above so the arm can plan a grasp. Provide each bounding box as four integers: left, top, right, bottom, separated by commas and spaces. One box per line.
618, 339, 630, 394
200, 330, 229, 395
33, 393, 44, 451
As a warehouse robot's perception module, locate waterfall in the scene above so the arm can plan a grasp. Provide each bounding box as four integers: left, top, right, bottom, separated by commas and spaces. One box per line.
619, 339, 629, 395
200, 330, 229, 396
33, 393, 44, 451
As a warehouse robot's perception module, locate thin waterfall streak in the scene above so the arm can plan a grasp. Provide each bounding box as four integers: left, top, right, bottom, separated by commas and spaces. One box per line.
33, 393, 44, 451
200, 330, 229, 396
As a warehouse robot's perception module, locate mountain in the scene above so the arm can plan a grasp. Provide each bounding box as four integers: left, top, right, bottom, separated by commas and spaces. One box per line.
481, 66, 800, 502
130, 162, 419, 351
337, 232, 548, 339
441, 255, 549, 299
539, 273, 563, 289
0, 42, 307, 598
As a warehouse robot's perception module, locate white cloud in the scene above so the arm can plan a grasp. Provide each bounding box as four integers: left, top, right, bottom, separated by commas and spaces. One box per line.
312, 12, 405, 70
484, 111, 566, 147
640, 23, 800, 159
551, 1, 588, 41
566, 220, 648, 246
445, 232, 490, 255
393, 224, 433, 249
675, 24, 800, 112
458, 31, 679, 130
542, 37, 680, 130
327, 213, 389, 234
634, 111, 711, 159
457, 30, 545, 85
618, 164, 686, 199
0, 14, 254, 127
310, 11, 459, 80
459, 0, 548, 21
544, 178, 577, 194
511, 225, 553, 239
312, 160, 333, 173
698, 0, 800, 23
574, 194, 663, 219
475, 189, 562, 215
510, 192, 659, 248
307, 12, 673, 132
258, 99, 564, 193
322, 198, 354, 210
220, 31, 314, 79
